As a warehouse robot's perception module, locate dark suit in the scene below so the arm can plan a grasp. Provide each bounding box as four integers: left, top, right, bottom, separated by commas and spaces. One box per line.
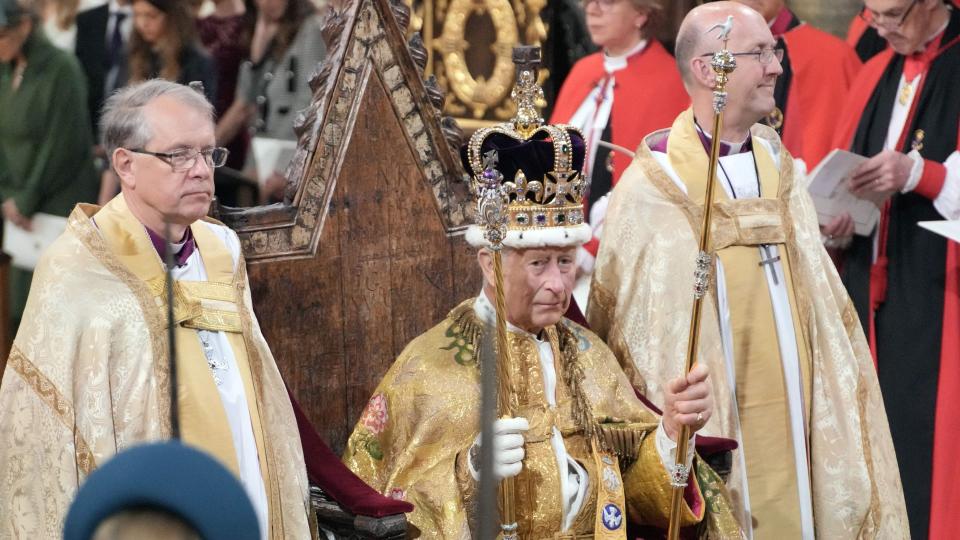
75, 4, 117, 139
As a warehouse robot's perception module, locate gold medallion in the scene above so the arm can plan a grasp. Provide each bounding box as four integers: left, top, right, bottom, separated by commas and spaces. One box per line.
899, 82, 913, 106
764, 106, 784, 131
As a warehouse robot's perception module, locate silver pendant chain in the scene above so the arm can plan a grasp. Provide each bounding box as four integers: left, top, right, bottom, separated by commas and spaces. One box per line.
198, 330, 228, 386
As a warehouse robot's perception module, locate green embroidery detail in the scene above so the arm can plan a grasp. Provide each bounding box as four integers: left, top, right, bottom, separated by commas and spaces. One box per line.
365, 437, 384, 461
563, 321, 592, 351
440, 323, 477, 366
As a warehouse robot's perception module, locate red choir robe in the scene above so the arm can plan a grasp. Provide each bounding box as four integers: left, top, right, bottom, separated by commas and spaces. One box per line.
847, 1, 960, 62
768, 8, 862, 168
550, 40, 688, 259
833, 9, 960, 539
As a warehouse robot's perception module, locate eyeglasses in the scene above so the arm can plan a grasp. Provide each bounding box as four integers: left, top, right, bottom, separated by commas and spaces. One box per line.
127, 147, 229, 172
858, 0, 917, 29
699, 47, 785, 65
580, 0, 623, 10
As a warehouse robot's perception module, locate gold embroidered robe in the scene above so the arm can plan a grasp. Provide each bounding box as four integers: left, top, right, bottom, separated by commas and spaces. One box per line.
588, 110, 908, 537
344, 300, 741, 539
0, 195, 313, 538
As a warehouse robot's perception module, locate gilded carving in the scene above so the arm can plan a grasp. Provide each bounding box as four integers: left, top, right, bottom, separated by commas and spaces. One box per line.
436, 0, 518, 120
219, 0, 470, 262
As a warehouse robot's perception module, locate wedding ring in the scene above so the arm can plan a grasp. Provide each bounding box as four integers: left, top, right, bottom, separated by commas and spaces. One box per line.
696, 412, 703, 424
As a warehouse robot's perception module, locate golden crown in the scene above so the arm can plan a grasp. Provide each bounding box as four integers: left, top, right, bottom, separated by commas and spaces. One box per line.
463, 47, 589, 249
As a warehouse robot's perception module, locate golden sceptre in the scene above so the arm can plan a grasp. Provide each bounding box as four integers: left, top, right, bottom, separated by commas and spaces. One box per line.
666, 16, 737, 540
475, 153, 519, 539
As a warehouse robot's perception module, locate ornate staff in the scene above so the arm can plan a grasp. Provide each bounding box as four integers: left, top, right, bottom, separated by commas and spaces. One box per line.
666, 16, 737, 540
474, 147, 519, 539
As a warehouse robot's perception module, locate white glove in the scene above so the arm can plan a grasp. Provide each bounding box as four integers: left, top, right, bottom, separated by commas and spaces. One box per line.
468, 417, 530, 481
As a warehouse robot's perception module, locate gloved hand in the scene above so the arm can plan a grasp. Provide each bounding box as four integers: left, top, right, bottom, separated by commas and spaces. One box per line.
467, 417, 530, 481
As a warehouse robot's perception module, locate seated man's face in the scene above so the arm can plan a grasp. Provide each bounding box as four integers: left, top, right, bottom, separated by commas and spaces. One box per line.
124, 95, 216, 227
499, 246, 577, 333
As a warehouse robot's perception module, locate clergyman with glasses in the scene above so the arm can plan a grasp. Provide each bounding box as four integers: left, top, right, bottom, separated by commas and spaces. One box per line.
830, 0, 960, 537
589, 2, 909, 537
0, 79, 313, 539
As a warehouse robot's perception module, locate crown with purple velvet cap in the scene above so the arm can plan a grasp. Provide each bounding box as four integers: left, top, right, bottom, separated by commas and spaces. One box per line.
460, 46, 591, 250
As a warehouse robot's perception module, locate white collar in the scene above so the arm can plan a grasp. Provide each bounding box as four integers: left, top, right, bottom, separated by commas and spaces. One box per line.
603, 39, 647, 73
696, 122, 751, 154
109, 0, 132, 15
918, 16, 952, 54
473, 290, 541, 340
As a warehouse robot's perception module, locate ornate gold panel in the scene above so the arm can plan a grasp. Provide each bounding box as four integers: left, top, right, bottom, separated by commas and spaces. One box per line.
403, 0, 548, 128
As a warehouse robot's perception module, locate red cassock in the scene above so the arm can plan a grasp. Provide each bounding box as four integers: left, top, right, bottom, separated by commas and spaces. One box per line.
834, 20, 960, 539
775, 15, 862, 168
847, 1, 960, 62
550, 40, 688, 258
550, 40, 688, 186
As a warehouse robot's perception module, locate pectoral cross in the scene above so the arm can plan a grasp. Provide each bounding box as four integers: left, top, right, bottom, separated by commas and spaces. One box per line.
198, 330, 228, 386
759, 245, 781, 285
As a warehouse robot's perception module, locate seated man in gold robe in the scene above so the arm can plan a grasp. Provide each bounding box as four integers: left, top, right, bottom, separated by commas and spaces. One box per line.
588, 3, 908, 537
344, 61, 741, 539
0, 80, 312, 539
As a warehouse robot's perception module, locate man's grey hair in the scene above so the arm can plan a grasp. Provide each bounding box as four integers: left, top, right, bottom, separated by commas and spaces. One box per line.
100, 79, 215, 159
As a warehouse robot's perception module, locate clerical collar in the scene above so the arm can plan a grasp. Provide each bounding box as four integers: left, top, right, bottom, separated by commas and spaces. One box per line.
902, 18, 951, 80
473, 290, 542, 340
696, 126, 752, 157
146, 226, 196, 267
603, 39, 647, 73
914, 16, 951, 55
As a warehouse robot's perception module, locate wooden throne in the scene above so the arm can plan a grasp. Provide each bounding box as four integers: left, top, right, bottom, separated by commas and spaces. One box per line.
215, 0, 482, 534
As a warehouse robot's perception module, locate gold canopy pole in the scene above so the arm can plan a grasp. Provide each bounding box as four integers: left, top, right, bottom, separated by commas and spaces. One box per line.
666, 17, 738, 540
468, 46, 545, 540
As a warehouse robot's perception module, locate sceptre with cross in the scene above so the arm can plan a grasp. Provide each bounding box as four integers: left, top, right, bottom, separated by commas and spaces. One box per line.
666, 15, 738, 540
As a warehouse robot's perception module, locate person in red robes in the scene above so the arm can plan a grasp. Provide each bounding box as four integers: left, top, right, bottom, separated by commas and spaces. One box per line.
549, 0, 687, 279
735, 0, 861, 169
831, 0, 960, 537
847, 0, 960, 61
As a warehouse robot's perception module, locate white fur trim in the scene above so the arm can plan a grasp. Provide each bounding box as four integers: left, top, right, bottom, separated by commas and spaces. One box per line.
465, 223, 592, 249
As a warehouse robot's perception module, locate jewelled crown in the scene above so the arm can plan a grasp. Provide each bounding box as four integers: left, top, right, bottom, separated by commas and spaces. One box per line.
460, 46, 591, 249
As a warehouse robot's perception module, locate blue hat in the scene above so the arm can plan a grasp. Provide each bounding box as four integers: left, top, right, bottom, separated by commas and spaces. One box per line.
64, 442, 261, 540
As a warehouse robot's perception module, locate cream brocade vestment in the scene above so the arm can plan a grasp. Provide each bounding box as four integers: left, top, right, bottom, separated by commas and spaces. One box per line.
343, 298, 744, 539
588, 110, 908, 538
0, 195, 312, 539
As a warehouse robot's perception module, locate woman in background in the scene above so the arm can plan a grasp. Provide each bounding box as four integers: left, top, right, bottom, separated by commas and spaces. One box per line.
0, 0, 99, 332
198, 0, 255, 170
122, 0, 214, 94
216, 0, 325, 202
